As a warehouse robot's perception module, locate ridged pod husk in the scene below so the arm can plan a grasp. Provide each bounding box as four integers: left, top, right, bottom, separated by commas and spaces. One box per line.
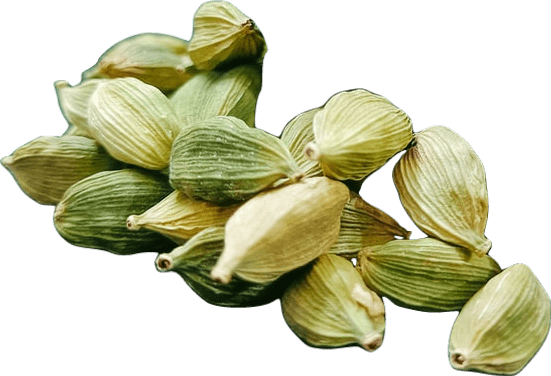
356, 237, 501, 312
1, 136, 121, 205
55, 79, 108, 138
170, 63, 262, 129
169, 116, 304, 205
210, 176, 350, 284
126, 190, 240, 244
155, 227, 298, 307
329, 191, 411, 259
281, 254, 385, 351
393, 126, 491, 256
54, 169, 175, 255
81, 33, 195, 92
88, 77, 179, 170
304, 89, 413, 181
189, 1, 267, 70
279, 107, 324, 178
449, 264, 550, 375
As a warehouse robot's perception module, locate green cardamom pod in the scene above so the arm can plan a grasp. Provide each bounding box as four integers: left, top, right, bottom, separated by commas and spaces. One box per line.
280, 107, 324, 178
155, 227, 297, 307
169, 116, 304, 204
304, 89, 413, 181
170, 63, 262, 129
189, 1, 267, 70
281, 254, 385, 351
54, 169, 175, 255
356, 237, 501, 312
210, 176, 349, 284
393, 126, 491, 256
82, 33, 195, 92
2, 136, 121, 205
87, 77, 179, 170
449, 264, 550, 375
329, 191, 411, 259
126, 190, 240, 244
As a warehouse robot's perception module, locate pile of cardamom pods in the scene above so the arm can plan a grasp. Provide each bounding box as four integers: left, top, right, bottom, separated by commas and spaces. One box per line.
2, 1, 549, 375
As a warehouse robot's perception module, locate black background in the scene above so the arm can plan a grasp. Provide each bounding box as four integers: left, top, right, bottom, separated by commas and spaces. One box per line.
0, 1, 551, 375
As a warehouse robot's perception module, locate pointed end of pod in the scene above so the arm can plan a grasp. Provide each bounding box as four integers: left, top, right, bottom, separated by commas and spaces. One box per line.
54, 80, 71, 92
126, 215, 142, 231
450, 350, 469, 370
155, 254, 174, 272
290, 171, 305, 183
303, 142, 321, 162
361, 333, 383, 352
1, 156, 13, 170
474, 238, 492, 257
210, 265, 232, 284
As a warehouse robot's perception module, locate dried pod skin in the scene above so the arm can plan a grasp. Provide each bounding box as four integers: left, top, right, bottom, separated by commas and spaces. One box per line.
55, 79, 108, 138
189, 1, 267, 70
280, 107, 324, 178
155, 227, 297, 307
329, 191, 411, 259
305, 89, 413, 181
87, 77, 179, 170
126, 190, 240, 243
169, 116, 303, 204
449, 264, 550, 375
281, 254, 385, 351
54, 169, 175, 255
82, 33, 195, 92
393, 126, 491, 256
210, 176, 350, 284
356, 237, 501, 312
1, 136, 121, 205
170, 64, 262, 129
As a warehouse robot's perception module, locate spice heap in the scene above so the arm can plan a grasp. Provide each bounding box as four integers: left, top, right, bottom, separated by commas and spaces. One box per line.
2, 1, 549, 374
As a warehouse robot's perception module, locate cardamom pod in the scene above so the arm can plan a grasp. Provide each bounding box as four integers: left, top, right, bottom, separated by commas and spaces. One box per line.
279, 107, 324, 178
210, 176, 349, 284
82, 33, 195, 92
356, 237, 501, 312
126, 190, 240, 244
155, 227, 297, 307
87, 77, 179, 170
393, 126, 491, 256
189, 1, 267, 70
281, 254, 385, 351
329, 191, 411, 259
449, 264, 550, 375
55, 79, 108, 138
304, 89, 413, 181
169, 116, 304, 205
2, 136, 121, 205
54, 169, 175, 255
170, 63, 262, 129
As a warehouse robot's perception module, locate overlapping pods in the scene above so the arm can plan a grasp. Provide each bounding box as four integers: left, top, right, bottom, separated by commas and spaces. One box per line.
393, 126, 491, 256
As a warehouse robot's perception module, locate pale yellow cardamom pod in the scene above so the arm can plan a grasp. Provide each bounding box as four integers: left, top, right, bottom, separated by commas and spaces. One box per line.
281, 254, 385, 351
55, 79, 108, 138
328, 191, 411, 259
82, 33, 195, 92
304, 89, 413, 181
210, 176, 349, 284
126, 190, 240, 244
393, 126, 491, 256
189, 1, 267, 70
280, 107, 324, 178
449, 263, 550, 375
87, 77, 179, 170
